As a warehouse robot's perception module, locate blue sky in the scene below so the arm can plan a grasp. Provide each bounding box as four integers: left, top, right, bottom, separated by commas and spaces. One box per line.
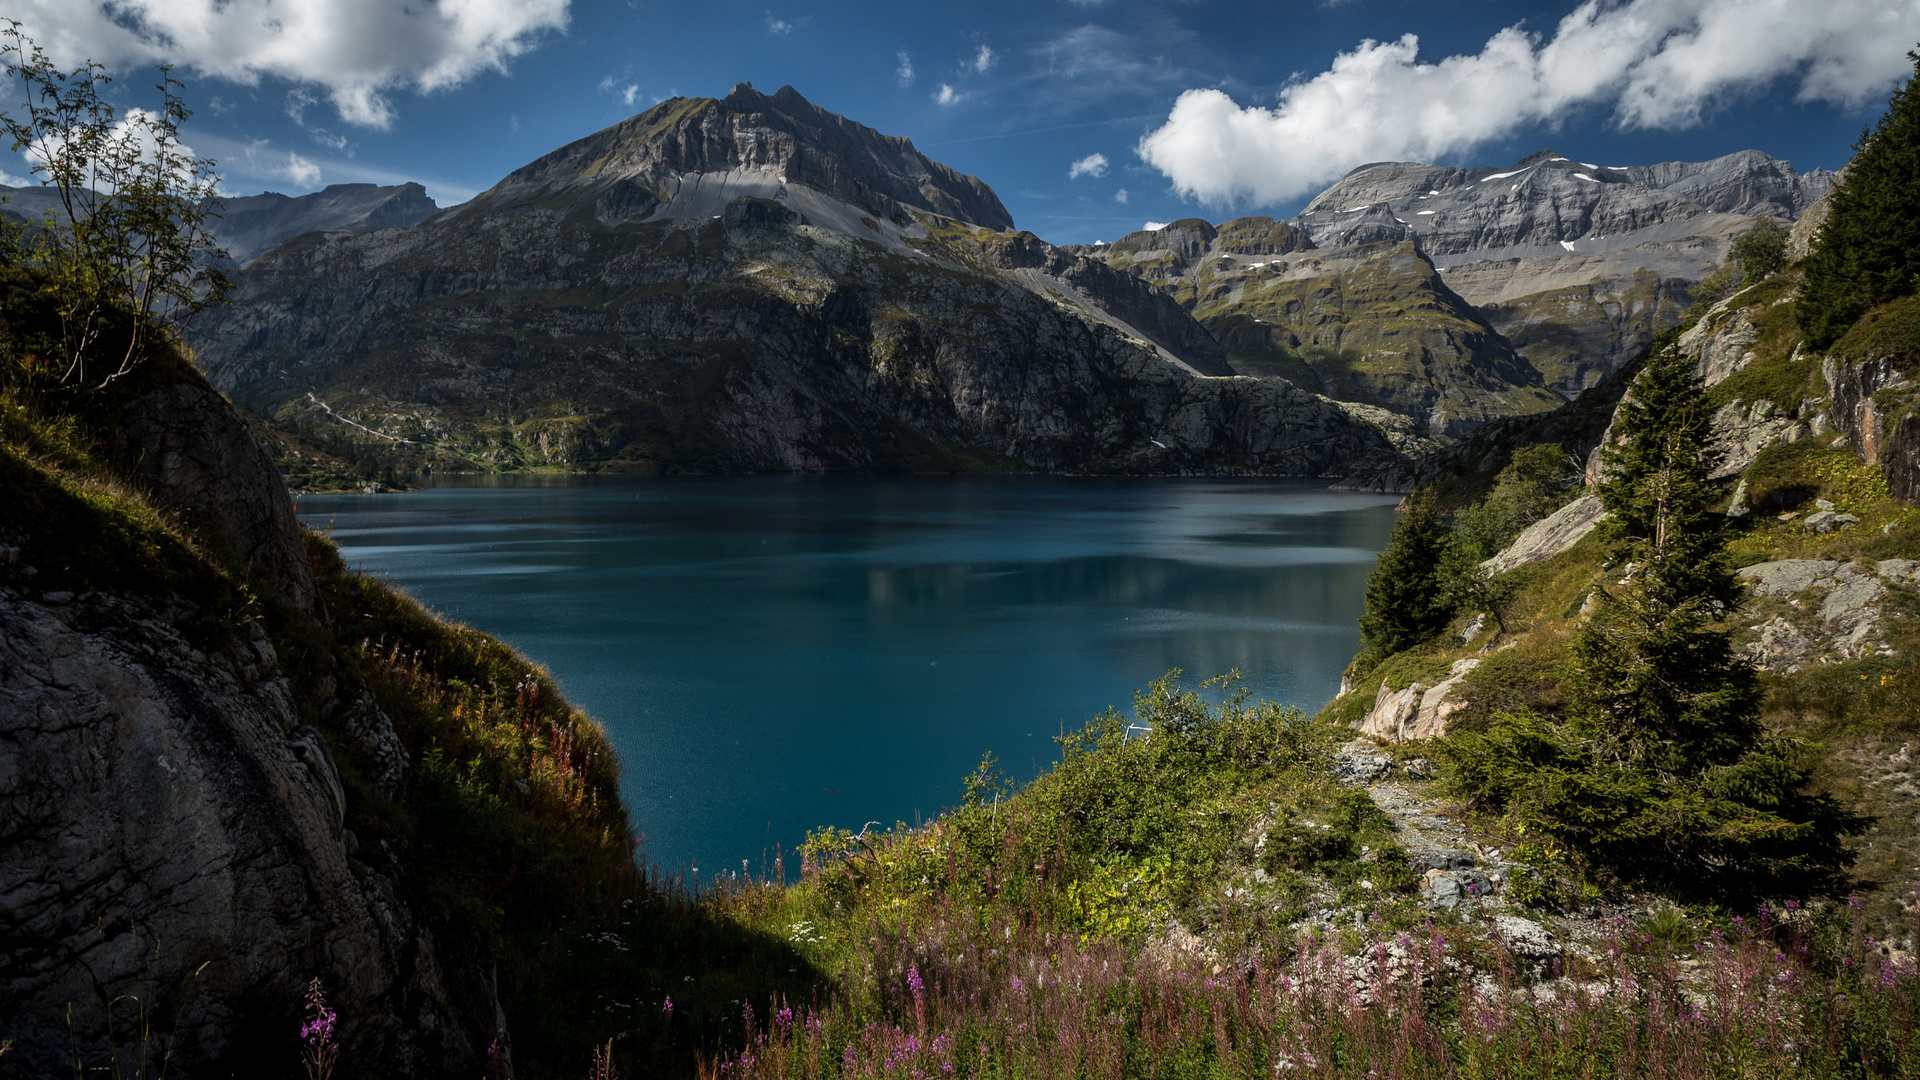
12, 0, 1919, 244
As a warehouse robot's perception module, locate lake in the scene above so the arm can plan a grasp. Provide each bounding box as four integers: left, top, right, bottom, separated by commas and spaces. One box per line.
297, 476, 1399, 881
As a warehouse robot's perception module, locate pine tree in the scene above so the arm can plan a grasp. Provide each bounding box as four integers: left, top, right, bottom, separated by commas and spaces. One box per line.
1579, 339, 1759, 768
1799, 49, 1920, 348
1359, 487, 1456, 656
1445, 342, 1857, 899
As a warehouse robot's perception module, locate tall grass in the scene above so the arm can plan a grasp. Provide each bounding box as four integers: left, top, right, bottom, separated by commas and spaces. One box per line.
696, 894, 1919, 1079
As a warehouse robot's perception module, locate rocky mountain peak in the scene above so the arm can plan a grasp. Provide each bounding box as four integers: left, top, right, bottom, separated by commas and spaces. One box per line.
470, 83, 1014, 231
1298, 148, 1833, 255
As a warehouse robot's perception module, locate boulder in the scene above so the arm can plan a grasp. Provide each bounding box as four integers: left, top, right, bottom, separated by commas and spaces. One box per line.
1332, 741, 1394, 783
1483, 495, 1605, 575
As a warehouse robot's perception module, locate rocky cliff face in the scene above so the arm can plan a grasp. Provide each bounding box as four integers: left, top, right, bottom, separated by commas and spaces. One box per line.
0, 358, 500, 1074
1826, 295, 1920, 502
0, 589, 489, 1075
191, 87, 1421, 481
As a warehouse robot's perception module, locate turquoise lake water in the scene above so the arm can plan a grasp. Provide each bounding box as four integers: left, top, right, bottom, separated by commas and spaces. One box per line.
297, 476, 1399, 881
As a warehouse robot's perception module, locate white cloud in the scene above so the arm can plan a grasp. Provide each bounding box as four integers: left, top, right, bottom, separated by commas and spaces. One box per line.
1139, 0, 1920, 207
598, 75, 640, 109
1114, 188, 1129, 204
283, 152, 322, 187
767, 16, 793, 35
23, 107, 200, 190
896, 50, 915, 88
1068, 152, 1110, 179
0, 170, 33, 188
1142, 221, 1169, 231
934, 83, 963, 106
973, 45, 997, 73
11, 0, 569, 129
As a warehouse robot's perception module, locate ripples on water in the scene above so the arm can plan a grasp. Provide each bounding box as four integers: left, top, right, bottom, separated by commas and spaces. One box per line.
299, 475, 1399, 879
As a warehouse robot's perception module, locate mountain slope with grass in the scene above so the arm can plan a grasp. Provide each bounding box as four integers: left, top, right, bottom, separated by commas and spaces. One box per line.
1077, 149, 1832, 443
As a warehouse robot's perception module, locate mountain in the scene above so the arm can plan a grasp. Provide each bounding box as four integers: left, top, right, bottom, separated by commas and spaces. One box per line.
1079, 148, 1834, 438
190, 85, 1424, 482
211, 182, 440, 263
1087, 221, 1562, 438
0, 181, 440, 265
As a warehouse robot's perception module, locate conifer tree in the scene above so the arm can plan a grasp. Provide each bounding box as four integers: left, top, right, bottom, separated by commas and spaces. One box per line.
1579, 339, 1759, 767
1359, 487, 1455, 656
1446, 342, 1856, 899
1799, 49, 1920, 348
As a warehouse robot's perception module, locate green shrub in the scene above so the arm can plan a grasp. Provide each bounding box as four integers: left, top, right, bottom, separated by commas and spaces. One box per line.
1730, 217, 1789, 287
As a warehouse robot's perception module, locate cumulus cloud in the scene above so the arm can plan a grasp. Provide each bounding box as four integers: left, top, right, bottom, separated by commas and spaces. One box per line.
897, 50, 915, 87
283, 152, 323, 187
1139, 0, 1920, 207
25, 107, 185, 169
973, 45, 996, 73
1142, 221, 1168, 231
1114, 188, 1129, 203
11, 0, 569, 129
1068, 152, 1109, 179
934, 83, 963, 106
0, 170, 34, 188
766, 16, 793, 35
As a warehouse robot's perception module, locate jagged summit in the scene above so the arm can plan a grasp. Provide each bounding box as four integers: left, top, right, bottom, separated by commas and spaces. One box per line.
1298, 148, 1834, 255
466, 82, 1014, 232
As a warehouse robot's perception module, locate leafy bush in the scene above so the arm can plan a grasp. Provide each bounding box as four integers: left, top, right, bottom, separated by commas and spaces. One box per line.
1452, 443, 1584, 560
1730, 217, 1789, 287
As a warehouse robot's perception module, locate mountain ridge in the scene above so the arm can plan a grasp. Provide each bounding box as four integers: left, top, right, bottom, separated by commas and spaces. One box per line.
190, 85, 1424, 484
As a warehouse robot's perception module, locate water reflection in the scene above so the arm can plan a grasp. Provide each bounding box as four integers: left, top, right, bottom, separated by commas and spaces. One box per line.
301, 475, 1399, 879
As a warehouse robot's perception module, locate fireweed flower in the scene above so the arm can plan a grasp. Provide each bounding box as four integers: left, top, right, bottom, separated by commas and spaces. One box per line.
301, 979, 339, 1080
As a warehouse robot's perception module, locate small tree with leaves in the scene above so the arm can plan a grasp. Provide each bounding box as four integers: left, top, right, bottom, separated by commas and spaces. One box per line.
0, 22, 229, 386
1729, 217, 1788, 287
1359, 486, 1456, 656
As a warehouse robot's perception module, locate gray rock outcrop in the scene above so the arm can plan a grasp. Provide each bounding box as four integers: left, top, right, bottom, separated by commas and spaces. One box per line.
0, 587, 491, 1074
1358, 658, 1481, 742
1737, 558, 1915, 670
1483, 494, 1605, 574
111, 371, 319, 613
1826, 326, 1920, 503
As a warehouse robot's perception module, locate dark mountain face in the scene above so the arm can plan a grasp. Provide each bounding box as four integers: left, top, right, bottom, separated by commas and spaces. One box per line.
0, 181, 440, 266
190, 87, 1420, 482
